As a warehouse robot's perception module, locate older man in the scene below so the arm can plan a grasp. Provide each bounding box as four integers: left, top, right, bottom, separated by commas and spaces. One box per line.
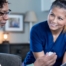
0, 0, 11, 27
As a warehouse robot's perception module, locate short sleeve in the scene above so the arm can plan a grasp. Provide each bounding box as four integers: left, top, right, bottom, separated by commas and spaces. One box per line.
30, 26, 44, 52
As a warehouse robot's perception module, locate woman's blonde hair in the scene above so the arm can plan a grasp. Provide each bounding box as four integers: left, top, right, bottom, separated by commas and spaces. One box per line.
63, 25, 66, 33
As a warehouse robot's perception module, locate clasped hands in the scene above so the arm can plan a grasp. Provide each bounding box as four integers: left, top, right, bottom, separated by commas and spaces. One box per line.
34, 52, 57, 66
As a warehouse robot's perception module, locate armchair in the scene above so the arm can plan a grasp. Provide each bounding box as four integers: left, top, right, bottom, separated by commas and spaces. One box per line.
0, 53, 22, 66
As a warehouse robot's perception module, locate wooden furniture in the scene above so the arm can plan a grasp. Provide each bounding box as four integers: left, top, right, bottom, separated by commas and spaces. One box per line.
0, 43, 30, 62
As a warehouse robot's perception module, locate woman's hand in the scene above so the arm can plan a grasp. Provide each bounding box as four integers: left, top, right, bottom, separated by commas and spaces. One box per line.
45, 52, 57, 66
34, 53, 57, 66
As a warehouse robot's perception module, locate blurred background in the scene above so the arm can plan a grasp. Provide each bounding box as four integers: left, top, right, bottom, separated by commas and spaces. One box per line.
0, 0, 51, 43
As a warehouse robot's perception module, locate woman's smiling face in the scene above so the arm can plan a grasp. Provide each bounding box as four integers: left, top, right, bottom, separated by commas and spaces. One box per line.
47, 7, 66, 31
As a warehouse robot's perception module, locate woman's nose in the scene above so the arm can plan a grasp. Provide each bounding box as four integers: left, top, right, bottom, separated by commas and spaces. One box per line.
52, 17, 57, 23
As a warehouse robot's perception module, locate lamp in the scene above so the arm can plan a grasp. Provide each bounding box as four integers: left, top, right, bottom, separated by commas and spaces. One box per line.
24, 11, 37, 30
2, 32, 9, 44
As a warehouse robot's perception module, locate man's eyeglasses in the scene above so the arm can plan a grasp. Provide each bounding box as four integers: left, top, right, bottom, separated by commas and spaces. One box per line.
0, 9, 11, 16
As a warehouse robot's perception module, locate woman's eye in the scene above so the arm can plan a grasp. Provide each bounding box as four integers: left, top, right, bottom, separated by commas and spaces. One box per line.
50, 14, 54, 16
58, 17, 63, 20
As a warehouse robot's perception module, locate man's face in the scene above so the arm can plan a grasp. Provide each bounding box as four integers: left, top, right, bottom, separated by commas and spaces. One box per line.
0, 3, 9, 27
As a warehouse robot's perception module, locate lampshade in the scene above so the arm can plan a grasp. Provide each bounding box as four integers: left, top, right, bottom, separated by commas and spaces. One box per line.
3, 33, 8, 40
24, 11, 37, 22
2, 32, 9, 44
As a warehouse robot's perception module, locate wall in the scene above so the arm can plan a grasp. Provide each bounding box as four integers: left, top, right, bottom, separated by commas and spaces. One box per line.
0, 0, 49, 43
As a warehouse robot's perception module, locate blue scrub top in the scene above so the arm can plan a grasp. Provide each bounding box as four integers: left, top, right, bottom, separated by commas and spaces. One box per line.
24, 21, 66, 66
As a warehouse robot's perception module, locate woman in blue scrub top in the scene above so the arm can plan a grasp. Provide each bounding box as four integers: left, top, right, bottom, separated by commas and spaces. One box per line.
24, 0, 66, 66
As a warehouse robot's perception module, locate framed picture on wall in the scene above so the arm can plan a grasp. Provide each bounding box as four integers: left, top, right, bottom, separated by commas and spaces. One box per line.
4, 13, 24, 32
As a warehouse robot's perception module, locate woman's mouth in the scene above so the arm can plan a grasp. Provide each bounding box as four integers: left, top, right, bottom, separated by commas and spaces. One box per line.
49, 24, 57, 27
